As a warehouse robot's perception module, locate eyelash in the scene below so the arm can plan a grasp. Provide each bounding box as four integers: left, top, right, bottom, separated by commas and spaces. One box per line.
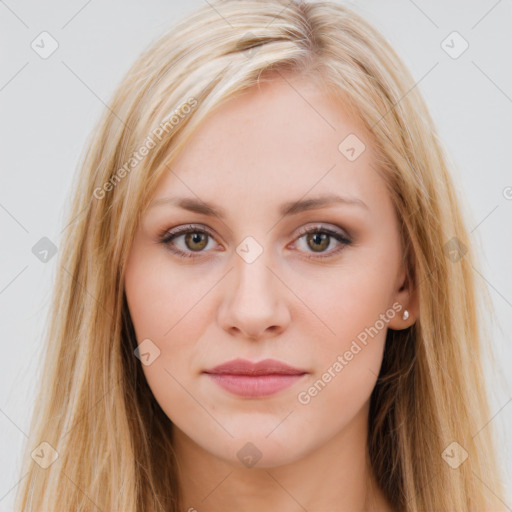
158, 223, 352, 261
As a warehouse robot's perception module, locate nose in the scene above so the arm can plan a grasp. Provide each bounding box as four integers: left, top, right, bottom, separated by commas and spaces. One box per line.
217, 250, 291, 341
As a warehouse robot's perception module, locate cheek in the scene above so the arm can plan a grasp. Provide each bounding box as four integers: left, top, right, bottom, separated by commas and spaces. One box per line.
124, 244, 220, 373
124, 248, 214, 427
290, 247, 398, 410
124, 243, 208, 341
295, 263, 393, 360
325, 236, 400, 345
293, 269, 391, 422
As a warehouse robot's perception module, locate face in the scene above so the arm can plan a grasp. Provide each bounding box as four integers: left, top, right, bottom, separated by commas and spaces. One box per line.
124, 73, 414, 468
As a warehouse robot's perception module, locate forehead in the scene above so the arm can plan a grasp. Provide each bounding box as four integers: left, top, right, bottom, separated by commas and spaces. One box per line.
151, 75, 385, 214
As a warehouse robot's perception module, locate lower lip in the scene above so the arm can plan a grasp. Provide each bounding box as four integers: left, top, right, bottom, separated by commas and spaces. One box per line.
204, 373, 306, 397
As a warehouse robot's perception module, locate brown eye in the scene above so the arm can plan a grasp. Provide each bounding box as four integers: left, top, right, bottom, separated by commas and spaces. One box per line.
160, 224, 217, 259
184, 232, 209, 251
306, 232, 330, 252
294, 225, 352, 260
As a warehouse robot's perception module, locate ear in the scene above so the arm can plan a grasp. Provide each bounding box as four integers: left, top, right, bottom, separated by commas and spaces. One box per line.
387, 265, 418, 331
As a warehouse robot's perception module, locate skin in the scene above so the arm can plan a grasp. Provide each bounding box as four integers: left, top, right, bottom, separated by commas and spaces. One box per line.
124, 72, 418, 511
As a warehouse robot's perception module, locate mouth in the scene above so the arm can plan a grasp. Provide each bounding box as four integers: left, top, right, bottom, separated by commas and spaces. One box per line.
202, 358, 308, 398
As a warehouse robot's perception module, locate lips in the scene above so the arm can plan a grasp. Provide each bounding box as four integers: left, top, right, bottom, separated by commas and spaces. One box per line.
203, 358, 308, 398
203, 358, 307, 376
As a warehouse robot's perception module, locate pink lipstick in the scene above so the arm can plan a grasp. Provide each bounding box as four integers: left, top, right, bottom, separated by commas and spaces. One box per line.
203, 358, 307, 397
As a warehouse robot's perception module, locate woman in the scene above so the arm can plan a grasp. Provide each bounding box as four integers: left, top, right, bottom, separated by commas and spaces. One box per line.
15, 1, 507, 510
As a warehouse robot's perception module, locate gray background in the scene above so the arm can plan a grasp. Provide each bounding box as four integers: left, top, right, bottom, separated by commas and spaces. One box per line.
1, 0, 511, 509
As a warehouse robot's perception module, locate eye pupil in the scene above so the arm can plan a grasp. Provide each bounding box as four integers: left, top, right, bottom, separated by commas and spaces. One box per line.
307, 232, 329, 252
185, 232, 208, 251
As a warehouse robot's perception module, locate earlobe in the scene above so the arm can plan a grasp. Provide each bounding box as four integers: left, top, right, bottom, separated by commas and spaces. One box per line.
388, 302, 416, 330
388, 270, 418, 330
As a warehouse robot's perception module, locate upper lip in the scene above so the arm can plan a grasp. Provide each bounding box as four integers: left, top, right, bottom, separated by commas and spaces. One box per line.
203, 358, 307, 376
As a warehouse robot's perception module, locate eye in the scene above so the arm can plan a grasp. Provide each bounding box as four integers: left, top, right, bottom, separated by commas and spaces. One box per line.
159, 224, 219, 259
292, 224, 352, 260
158, 223, 352, 261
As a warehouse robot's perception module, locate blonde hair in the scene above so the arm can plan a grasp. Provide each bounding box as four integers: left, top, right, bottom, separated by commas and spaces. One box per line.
15, 1, 507, 510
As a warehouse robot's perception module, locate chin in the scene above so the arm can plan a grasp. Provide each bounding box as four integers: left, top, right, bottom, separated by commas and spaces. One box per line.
211, 434, 308, 469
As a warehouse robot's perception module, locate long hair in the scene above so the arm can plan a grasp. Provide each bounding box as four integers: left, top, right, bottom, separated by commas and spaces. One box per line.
15, 1, 506, 510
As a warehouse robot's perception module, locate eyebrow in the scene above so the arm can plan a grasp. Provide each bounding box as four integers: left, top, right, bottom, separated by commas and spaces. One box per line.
149, 193, 368, 219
